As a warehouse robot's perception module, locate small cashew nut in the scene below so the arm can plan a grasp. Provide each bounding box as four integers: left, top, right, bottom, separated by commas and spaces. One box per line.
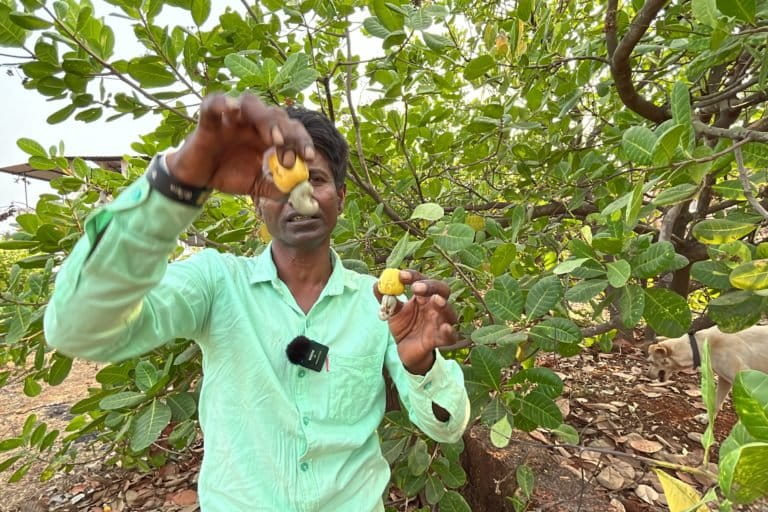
377, 268, 404, 320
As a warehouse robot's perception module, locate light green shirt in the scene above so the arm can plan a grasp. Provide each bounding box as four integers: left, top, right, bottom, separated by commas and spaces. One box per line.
44, 174, 470, 512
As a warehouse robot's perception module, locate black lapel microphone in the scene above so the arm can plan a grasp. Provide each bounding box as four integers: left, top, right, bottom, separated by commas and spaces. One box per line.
286, 335, 329, 372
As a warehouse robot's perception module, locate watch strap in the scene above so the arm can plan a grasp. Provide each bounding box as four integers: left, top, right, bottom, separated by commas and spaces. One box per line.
146, 154, 212, 207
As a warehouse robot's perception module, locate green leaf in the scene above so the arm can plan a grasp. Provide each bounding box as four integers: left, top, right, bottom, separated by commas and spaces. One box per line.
372, 0, 404, 31
422, 32, 453, 51
99, 391, 146, 410
631, 241, 676, 279
485, 277, 524, 322
0, 438, 23, 452
23, 376, 42, 397
521, 390, 563, 429
671, 81, 692, 126
130, 400, 172, 452
166, 392, 197, 421
439, 490, 471, 512
719, 442, 768, 503
470, 346, 502, 391
16, 137, 47, 157
621, 126, 656, 165
381, 437, 407, 464
708, 291, 763, 332
224, 53, 260, 79
9, 11, 51, 29
191, 0, 210, 25
732, 371, 768, 441
552, 424, 579, 444
552, 257, 589, 275
517, 464, 535, 498
464, 55, 494, 80
471, 325, 527, 346
743, 142, 768, 168
134, 361, 158, 392
643, 287, 691, 337
692, 0, 720, 27
490, 243, 516, 276
529, 318, 583, 351
652, 124, 685, 165
606, 260, 631, 287
0, 4, 28, 47
386, 232, 420, 268
693, 219, 757, 245
410, 202, 444, 221
47, 353, 72, 386
363, 16, 389, 38
509, 367, 564, 398
432, 457, 466, 489
700, 340, 717, 450
525, 276, 564, 319
730, 259, 768, 291
716, 0, 755, 23
406, 8, 431, 30
127, 60, 175, 87
654, 184, 698, 206
565, 279, 607, 303
490, 414, 512, 448
47, 104, 76, 124
691, 260, 733, 290
425, 474, 445, 504
407, 438, 430, 475
432, 223, 474, 252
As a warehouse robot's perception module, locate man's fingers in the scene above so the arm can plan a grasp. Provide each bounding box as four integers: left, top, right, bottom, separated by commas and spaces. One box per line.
411, 279, 451, 299
438, 323, 458, 345
198, 94, 228, 131
430, 294, 458, 325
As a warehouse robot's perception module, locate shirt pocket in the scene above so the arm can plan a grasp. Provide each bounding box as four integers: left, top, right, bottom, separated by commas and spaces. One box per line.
327, 353, 381, 424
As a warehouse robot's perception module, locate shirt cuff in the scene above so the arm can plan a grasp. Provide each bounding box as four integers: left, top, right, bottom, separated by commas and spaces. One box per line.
85, 172, 202, 247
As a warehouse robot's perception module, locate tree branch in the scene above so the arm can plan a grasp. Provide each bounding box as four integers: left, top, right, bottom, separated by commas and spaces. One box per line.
42, 5, 194, 123
693, 120, 768, 143
735, 145, 768, 221
607, 0, 671, 123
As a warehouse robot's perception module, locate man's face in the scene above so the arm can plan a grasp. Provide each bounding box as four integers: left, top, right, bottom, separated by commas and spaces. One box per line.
258, 151, 345, 250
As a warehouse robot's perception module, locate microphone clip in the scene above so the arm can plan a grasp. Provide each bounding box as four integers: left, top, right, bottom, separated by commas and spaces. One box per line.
286, 335, 328, 372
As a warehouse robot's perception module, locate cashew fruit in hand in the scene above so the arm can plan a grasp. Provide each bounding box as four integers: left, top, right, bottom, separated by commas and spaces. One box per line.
377, 268, 404, 320
266, 150, 318, 216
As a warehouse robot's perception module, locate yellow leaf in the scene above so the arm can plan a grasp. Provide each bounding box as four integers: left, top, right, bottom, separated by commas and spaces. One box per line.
653, 469, 707, 512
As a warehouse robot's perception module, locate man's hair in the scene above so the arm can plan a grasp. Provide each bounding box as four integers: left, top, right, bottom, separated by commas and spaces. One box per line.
286, 106, 348, 188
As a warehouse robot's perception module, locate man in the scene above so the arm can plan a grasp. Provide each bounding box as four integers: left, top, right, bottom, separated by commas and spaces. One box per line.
44, 94, 470, 511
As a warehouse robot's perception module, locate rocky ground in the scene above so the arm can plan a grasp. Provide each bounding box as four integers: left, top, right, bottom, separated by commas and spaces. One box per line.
1, 339, 764, 511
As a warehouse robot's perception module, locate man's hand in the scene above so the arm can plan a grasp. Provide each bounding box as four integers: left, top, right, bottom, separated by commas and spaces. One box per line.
373, 270, 458, 375
165, 93, 315, 198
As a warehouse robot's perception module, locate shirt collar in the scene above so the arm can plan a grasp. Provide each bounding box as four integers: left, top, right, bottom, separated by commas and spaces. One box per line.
249, 243, 359, 293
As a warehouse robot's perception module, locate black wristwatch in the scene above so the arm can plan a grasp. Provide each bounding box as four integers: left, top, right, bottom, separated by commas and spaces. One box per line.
146, 154, 212, 207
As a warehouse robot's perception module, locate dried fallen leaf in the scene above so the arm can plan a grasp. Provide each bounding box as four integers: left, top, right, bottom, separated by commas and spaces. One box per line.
684, 389, 701, 397
168, 489, 198, 506
597, 466, 625, 490
635, 484, 659, 504
629, 438, 663, 454
609, 498, 626, 512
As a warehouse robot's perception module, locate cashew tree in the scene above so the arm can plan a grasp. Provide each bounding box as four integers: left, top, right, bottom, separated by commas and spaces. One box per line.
1, 0, 768, 508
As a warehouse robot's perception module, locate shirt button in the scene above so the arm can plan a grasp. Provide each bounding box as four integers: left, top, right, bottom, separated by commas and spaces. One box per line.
302, 416, 310, 426
300, 462, 309, 472
298, 369, 306, 378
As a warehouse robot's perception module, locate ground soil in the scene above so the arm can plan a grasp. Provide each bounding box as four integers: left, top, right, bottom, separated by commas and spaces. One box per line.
0, 339, 765, 511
